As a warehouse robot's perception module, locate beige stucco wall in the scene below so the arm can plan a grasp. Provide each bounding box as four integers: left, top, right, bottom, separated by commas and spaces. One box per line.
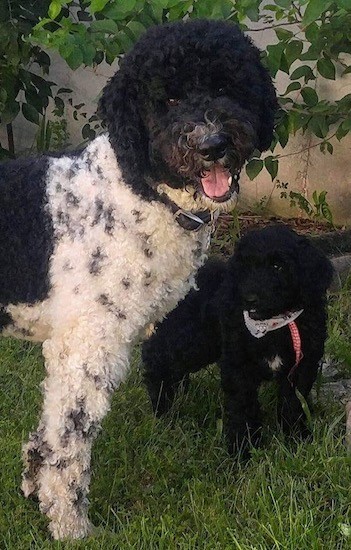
1, 26, 351, 226
241, 25, 351, 226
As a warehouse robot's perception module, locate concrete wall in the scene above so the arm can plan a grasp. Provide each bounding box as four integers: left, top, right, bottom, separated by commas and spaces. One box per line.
1, 26, 351, 226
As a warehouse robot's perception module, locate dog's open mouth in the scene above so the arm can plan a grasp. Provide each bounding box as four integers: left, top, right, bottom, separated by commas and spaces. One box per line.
247, 309, 262, 320
200, 163, 239, 202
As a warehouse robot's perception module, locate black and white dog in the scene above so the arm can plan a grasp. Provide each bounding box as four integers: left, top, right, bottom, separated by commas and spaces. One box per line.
143, 225, 333, 458
0, 20, 276, 538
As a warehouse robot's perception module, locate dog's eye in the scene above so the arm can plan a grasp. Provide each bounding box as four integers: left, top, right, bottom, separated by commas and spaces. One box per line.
167, 98, 181, 107
217, 87, 225, 95
273, 263, 283, 271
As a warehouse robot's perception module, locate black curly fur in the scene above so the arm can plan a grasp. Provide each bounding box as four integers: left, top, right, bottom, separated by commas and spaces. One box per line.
143, 225, 334, 458
98, 19, 277, 199
0, 156, 54, 314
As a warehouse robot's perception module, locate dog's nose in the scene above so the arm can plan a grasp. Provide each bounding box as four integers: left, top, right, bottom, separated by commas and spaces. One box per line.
244, 293, 259, 308
198, 134, 228, 160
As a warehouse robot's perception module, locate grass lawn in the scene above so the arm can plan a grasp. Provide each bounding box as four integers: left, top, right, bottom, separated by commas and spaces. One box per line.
0, 287, 351, 549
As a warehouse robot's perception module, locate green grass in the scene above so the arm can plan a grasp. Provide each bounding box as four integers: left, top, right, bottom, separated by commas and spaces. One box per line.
0, 293, 351, 549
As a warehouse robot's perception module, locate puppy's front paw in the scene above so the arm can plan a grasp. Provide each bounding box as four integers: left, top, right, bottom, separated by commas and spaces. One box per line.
226, 423, 262, 460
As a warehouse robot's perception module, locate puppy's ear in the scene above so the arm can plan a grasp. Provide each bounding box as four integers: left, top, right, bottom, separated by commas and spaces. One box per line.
98, 69, 149, 181
297, 236, 334, 302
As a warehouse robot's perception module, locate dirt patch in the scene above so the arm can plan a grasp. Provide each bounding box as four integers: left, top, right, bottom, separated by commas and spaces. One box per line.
238, 212, 337, 236
211, 211, 347, 256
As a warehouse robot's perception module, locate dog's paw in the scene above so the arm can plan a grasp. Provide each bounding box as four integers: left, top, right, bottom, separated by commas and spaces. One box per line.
48, 513, 94, 540
227, 423, 262, 460
289, 420, 312, 441
279, 412, 312, 441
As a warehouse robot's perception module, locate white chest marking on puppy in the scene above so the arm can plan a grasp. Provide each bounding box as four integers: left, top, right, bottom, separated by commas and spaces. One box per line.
267, 355, 283, 372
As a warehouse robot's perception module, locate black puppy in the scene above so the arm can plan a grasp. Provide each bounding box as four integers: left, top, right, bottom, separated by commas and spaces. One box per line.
143, 225, 334, 457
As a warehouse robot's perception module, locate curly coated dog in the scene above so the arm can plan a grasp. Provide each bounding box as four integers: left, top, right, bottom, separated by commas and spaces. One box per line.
143, 225, 333, 458
0, 20, 276, 539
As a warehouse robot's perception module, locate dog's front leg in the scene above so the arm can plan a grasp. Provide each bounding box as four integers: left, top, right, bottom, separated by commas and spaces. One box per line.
220, 354, 262, 459
22, 323, 128, 540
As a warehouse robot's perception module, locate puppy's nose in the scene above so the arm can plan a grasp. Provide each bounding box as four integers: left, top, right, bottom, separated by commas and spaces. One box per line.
244, 293, 259, 308
198, 134, 228, 160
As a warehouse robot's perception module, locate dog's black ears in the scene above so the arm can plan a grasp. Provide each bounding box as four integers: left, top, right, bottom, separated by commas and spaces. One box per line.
98, 67, 149, 184
297, 236, 334, 302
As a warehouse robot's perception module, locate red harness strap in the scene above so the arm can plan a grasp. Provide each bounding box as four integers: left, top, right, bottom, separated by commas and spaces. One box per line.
287, 321, 303, 386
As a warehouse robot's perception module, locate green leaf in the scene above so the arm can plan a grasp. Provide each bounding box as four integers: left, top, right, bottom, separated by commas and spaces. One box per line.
246, 158, 264, 180
0, 89, 7, 110
103, 0, 137, 19
82, 123, 94, 139
317, 58, 336, 80
288, 111, 311, 134
279, 53, 289, 75
126, 21, 147, 40
1, 100, 20, 124
341, 118, 351, 132
290, 65, 315, 82
90, 0, 110, 13
25, 86, 45, 113
81, 42, 96, 65
285, 40, 303, 67
275, 28, 293, 41
295, 389, 312, 428
65, 48, 84, 70
264, 156, 279, 180
22, 103, 40, 125
90, 19, 119, 34
303, 0, 332, 27
77, 9, 92, 21
300, 44, 321, 62
54, 96, 65, 117
321, 201, 333, 224
336, 122, 349, 140
30, 74, 54, 98
284, 81, 301, 95
305, 21, 319, 43
57, 88, 73, 94
266, 43, 285, 76
337, 93, 351, 112
116, 30, 134, 52
326, 142, 333, 154
301, 87, 319, 106
105, 40, 121, 62
275, 118, 289, 147
308, 115, 329, 138
48, 1, 62, 20
275, 0, 291, 7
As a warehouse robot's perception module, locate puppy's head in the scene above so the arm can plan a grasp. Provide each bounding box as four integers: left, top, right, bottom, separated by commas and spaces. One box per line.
99, 19, 277, 209
231, 225, 333, 320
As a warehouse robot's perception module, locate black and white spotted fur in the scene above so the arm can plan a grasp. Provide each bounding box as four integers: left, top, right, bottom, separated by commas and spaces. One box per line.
0, 19, 276, 539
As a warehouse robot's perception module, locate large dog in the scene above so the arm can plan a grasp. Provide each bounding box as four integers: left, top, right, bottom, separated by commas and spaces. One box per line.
143, 226, 333, 458
0, 20, 276, 538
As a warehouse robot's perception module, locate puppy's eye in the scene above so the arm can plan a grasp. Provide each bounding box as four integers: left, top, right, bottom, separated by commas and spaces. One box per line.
167, 98, 181, 106
273, 264, 283, 271
217, 87, 225, 95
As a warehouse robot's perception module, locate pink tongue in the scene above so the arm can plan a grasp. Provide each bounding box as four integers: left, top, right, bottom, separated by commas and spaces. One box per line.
201, 164, 231, 198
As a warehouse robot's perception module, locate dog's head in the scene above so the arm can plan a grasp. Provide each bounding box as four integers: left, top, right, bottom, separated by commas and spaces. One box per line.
99, 19, 277, 210
230, 225, 333, 320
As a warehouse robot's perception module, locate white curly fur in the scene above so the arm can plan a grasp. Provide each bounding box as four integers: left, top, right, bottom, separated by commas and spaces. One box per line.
9, 134, 215, 539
